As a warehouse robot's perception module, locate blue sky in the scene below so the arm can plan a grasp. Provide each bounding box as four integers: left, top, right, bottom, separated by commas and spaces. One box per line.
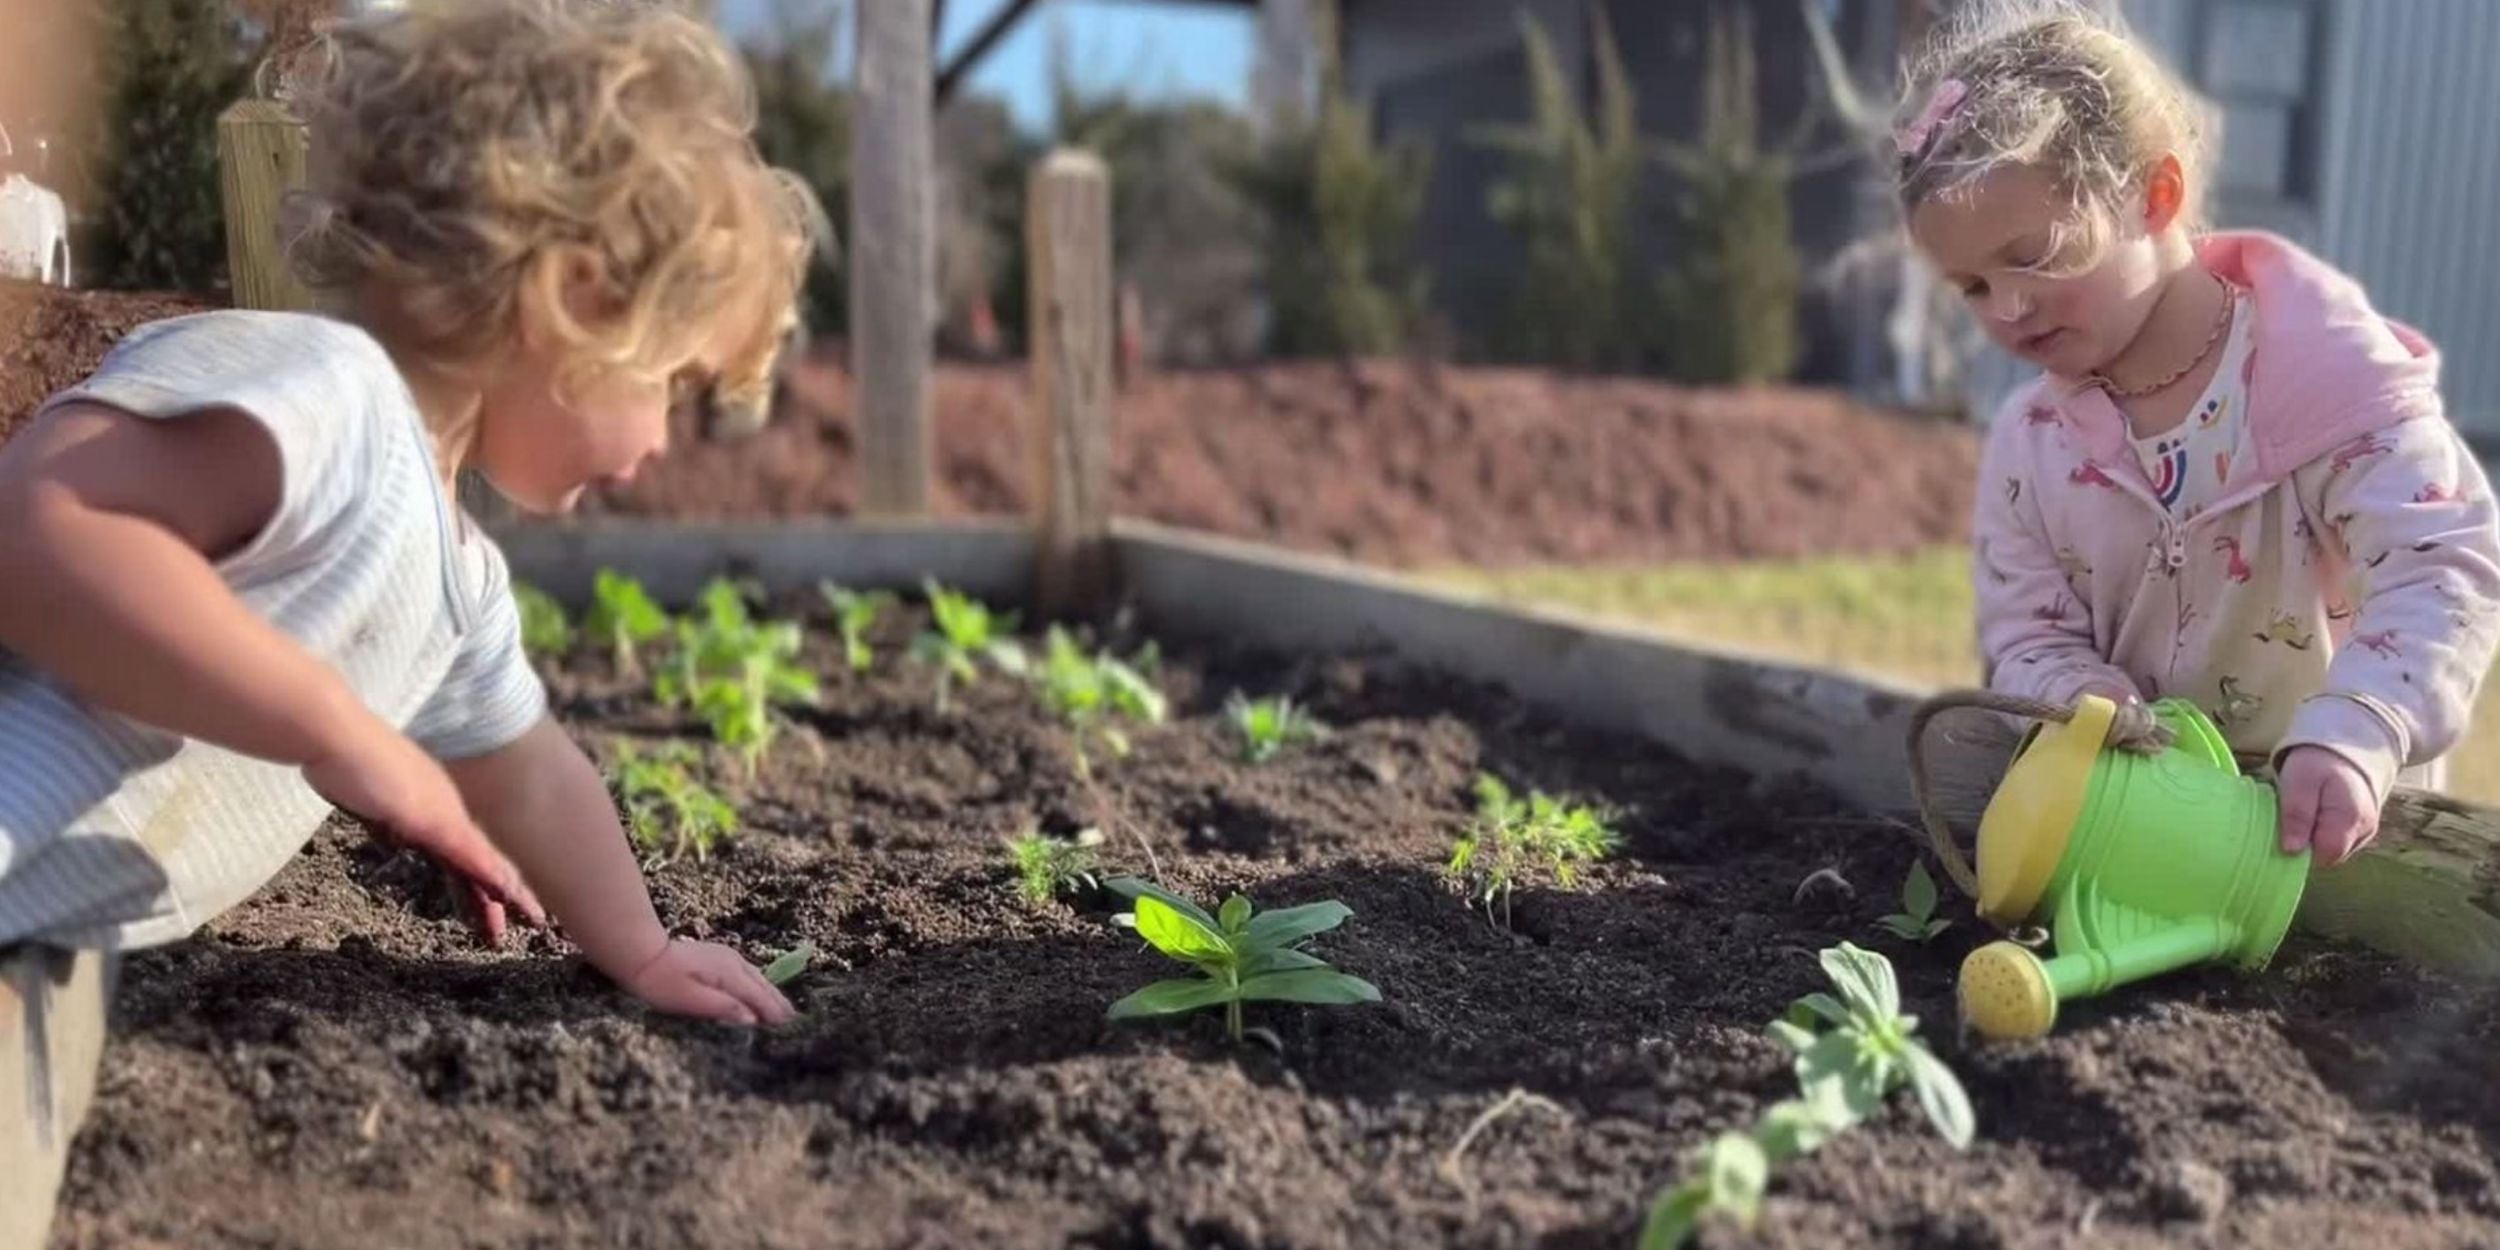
715, 0, 1254, 132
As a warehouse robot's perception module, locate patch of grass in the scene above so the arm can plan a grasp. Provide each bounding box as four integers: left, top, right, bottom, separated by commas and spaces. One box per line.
1435, 549, 2500, 804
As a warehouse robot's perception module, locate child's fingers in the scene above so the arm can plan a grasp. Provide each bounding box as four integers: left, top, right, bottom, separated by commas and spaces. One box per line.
693, 948, 798, 1025
2278, 772, 2322, 855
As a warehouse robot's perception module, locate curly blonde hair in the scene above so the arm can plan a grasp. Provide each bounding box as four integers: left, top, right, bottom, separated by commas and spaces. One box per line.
285, 0, 819, 418
1893, 0, 2209, 274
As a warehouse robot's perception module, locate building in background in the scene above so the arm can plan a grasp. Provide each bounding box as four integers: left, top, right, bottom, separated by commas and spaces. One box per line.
1288, 0, 2500, 437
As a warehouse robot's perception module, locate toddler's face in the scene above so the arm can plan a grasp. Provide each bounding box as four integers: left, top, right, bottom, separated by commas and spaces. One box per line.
473, 316, 744, 515
1909, 164, 2168, 380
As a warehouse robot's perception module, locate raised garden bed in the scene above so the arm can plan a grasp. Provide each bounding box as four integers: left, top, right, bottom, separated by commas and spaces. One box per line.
51, 577, 2500, 1249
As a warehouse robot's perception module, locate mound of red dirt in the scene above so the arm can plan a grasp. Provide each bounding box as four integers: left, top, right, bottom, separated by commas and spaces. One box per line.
3, 286, 1982, 567
594, 352, 1981, 567
0, 283, 217, 442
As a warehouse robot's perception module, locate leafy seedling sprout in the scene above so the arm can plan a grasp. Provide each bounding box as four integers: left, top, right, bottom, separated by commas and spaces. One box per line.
1447, 773, 1620, 928
910, 579, 1029, 714
1875, 859, 1952, 944
1005, 828, 1105, 907
761, 941, 815, 987
612, 741, 738, 865
1103, 877, 1379, 1043
1226, 693, 1327, 763
1640, 942, 1973, 1249
1033, 627, 1168, 778
514, 582, 574, 659
655, 580, 820, 776
820, 582, 897, 672
584, 569, 670, 676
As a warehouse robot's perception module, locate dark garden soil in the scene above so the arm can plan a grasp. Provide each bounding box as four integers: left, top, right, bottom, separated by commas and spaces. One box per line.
0, 282, 215, 445
48, 599, 2500, 1250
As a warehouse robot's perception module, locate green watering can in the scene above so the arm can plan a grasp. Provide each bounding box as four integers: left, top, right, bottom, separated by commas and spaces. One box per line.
1908, 691, 2310, 1040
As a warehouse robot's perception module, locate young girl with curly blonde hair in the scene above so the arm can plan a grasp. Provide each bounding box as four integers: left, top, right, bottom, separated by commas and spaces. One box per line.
0, 4, 816, 1240
1900, 2, 2500, 874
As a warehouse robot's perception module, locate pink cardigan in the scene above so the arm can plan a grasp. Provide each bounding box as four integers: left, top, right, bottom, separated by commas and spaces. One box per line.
1973, 231, 2500, 801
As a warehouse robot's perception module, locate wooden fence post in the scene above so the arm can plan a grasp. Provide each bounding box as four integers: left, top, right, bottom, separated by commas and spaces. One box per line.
215, 99, 317, 312
852, 0, 934, 516
1028, 149, 1114, 620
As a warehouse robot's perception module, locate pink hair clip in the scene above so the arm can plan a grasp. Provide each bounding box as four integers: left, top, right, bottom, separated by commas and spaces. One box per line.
1897, 78, 1969, 159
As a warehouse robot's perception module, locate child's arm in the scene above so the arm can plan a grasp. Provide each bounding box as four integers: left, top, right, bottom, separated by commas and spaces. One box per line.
2285, 420, 2500, 806
443, 718, 794, 1026
0, 402, 543, 921
1972, 405, 2140, 708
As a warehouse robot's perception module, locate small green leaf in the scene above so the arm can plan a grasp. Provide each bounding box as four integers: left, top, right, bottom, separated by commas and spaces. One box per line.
1102, 877, 1223, 934
1766, 1018, 1816, 1055
760, 942, 815, 986
1703, 1131, 1768, 1216
1876, 915, 1925, 941
1235, 968, 1381, 1005
1820, 941, 1900, 1020
1242, 900, 1352, 950
1218, 893, 1252, 936
1637, 1181, 1711, 1250
1240, 946, 1329, 976
987, 640, 1030, 676
1904, 1042, 1976, 1149
1792, 1029, 1861, 1090
1107, 976, 1238, 1019
1132, 895, 1233, 964
1926, 918, 1954, 941
1903, 858, 1939, 919
1788, 992, 1851, 1028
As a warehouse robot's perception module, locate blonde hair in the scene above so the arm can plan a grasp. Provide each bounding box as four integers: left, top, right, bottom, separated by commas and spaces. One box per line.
285, 0, 820, 419
1893, 0, 2209, 273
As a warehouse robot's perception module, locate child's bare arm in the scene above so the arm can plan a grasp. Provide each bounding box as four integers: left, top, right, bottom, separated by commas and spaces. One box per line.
445, 718, 793, 1025
0, 401, 543, 921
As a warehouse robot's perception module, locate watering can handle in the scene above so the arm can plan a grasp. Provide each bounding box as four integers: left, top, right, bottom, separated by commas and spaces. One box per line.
1906, 689, 2175, 900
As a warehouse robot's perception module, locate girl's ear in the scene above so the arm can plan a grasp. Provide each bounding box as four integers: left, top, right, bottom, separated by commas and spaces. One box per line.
2143, 153, 2189, 233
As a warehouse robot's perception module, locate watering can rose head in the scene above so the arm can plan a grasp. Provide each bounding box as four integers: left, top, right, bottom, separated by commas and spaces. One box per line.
283, 0, 824, 514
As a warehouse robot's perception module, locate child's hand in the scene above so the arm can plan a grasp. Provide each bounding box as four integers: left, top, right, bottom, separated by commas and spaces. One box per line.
617, 937, 797, 1027
305, 713, 549, 933
2277, 746, 2379, 865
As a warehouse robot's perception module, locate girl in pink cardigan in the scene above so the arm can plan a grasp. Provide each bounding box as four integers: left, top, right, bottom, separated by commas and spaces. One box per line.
1895, 4, 2500, 864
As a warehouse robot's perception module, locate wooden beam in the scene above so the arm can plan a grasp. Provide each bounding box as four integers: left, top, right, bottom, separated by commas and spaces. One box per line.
215, 99, 317, 312
1028, 149, 1116, 620
2296, 789, 2500, 982
935, 0, 1039, 104
852, 0, 935, 516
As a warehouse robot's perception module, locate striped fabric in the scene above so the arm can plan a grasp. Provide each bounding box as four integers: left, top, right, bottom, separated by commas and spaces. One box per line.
0, 311, 547, 949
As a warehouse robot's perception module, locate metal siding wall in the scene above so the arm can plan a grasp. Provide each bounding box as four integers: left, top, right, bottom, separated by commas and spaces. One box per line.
2318, 0, 2500, 436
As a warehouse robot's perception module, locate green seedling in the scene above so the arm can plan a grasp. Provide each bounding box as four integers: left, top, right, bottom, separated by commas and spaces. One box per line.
1033, 627, 1168, 778
655, 580, 819, 775
1226, 693, 1327, 763
1447, 773, 1620, 928
760, 941, 815, 987
1005, 827, 1105, 907
612, 741, 738, 865
820, 582, 897, 672
1103, 877, 1380, 1043
1875, 859, 1952, 944
585, 569, 670, 677
910, 580, 1029, 713
1641, 942, 1973, 1250
514, 582, 574, 659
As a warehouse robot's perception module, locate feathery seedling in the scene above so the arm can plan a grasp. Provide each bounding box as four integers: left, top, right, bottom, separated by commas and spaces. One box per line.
1640, 943, 1973, 1249
1033, 627, 1168, 778
514, 582, 574, 659
1104, 877, 1380, 1043
612, 741, 738, 865
1005, 828, 1105, 907
1875, 859, 1952, 944
910, 580, 1028, 713
1226, 693, 1327, 763
584, 569, 670, 677
819, 582, 896, 673
1447, 773, 1620, 928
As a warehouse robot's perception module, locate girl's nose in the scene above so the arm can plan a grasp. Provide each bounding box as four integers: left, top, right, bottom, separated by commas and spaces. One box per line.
1988, 285, 2034, 324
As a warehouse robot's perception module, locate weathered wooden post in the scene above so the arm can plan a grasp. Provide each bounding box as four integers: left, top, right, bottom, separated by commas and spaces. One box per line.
1027, 149, 1115, 620
851, 0, 935, 516
215, 98, 317, 312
